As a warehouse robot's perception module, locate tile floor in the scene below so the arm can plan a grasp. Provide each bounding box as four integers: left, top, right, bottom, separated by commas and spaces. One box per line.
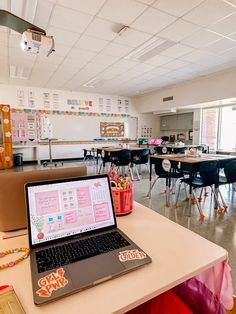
7, 160, 236, 289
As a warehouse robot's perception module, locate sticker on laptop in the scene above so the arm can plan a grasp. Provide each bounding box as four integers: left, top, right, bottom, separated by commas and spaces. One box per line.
118, 249, 147, 262
36, 268, 69, 298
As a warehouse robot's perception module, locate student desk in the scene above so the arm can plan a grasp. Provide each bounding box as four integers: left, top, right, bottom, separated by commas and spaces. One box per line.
149, 153, 236, 208
0, 202, 227, 314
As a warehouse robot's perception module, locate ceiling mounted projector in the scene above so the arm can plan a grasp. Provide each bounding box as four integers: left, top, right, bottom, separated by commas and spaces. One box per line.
0, 9, 55, 56
21, 30, 54, 56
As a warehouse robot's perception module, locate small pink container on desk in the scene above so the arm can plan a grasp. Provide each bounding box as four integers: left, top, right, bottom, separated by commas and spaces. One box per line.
111, 181, 133, 216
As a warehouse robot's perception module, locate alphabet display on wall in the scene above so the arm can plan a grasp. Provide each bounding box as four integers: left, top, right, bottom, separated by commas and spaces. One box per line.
100, 122, 125, 137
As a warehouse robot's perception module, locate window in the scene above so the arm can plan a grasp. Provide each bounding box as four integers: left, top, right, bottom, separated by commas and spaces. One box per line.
201, 108, 219, 150
201, 105, 236, 151
219, 106, 236, 150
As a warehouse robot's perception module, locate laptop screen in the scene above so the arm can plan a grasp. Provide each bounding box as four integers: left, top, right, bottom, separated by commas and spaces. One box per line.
26, 176, 116, 246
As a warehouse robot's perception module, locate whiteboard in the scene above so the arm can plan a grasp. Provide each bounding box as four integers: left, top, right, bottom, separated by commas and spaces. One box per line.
40, 114, 137, 140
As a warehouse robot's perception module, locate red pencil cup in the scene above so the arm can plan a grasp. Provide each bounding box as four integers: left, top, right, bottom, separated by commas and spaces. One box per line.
111, 186, 133, 216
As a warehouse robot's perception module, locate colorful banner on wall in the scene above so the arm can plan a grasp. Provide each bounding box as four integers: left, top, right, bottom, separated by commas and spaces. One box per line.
100, 122, 125, 137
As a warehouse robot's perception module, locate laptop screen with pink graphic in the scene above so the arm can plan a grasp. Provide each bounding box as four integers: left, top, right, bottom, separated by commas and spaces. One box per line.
26, 175, 116, 246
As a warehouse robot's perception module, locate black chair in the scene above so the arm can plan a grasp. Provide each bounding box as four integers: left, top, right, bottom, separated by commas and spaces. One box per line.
98, 149, 111, 174
130, 149, 149, 180
218, 160, 236, 210
83, 149, 94, 163
110, 149, 131, 175
175, 161, 219, 219
148, 160, 183, 207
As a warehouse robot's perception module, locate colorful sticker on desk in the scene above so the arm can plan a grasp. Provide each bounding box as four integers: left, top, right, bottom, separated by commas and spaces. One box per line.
36, 268, 69, 298
118, 249, 147, 262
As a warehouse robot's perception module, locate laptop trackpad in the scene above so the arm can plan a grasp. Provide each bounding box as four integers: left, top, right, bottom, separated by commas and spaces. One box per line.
68, 253, 125, 288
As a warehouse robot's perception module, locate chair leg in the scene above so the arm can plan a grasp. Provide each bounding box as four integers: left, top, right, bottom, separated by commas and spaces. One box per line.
135, 164, 141, 181
130, 166, 134, 181
146, 163, 150, 173
147, 177, 159, 198
184, 183, 189, 201
98, 162, 103, 174
192, 190, 205, 220
211, 186, 223, 213
198, 187, 203, 202
173, 181, 182, 208
218, 188, 228, 211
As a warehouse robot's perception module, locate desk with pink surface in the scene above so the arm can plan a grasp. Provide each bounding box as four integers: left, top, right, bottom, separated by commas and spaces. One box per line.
0, 202, 230, 313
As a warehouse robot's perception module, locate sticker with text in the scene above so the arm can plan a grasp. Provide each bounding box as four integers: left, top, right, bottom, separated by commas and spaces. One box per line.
118, 249, 147, 262
36, 268, 68, 298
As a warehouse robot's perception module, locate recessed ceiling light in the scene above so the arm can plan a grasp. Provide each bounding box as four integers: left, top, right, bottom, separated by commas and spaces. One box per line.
10, 65, 30, 79
125, 37, 175, 62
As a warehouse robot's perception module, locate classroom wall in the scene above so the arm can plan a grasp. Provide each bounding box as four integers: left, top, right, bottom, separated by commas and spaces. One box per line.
132, 66, 236, 113
0, 84, 140, 140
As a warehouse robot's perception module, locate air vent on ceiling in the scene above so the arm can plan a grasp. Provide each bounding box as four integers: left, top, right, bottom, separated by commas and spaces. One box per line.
163, 96, 174, 102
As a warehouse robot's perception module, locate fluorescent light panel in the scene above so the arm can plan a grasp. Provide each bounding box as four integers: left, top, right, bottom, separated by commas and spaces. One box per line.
10, 65, 30, 79
125, 37, 175, 62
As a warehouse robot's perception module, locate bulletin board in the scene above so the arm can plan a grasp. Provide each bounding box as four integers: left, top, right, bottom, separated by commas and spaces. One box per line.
100, 122, 125, 137
0, 105, 13, 169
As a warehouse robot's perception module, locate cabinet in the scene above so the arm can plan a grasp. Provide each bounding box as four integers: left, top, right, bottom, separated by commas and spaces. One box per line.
160, 113, 193, 131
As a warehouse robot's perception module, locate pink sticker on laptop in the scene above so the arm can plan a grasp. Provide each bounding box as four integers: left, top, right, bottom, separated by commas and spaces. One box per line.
118, 249, 147, 262
36, 268, 68, 298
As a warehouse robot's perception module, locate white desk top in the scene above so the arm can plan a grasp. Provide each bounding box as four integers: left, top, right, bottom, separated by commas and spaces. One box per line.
0, 202, 227, 314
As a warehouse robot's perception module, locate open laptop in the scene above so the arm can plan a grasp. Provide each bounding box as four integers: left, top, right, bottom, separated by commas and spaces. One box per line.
25, 174, 152, 305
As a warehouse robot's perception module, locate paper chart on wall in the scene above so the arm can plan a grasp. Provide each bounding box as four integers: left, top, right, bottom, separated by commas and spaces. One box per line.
17, 90, 24, 107
28, 91, 35, 108
43, 92, 51, 109
52, 93, 59, 109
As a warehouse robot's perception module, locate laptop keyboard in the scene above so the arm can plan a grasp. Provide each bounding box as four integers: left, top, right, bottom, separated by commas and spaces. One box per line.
36, 231, 130, 273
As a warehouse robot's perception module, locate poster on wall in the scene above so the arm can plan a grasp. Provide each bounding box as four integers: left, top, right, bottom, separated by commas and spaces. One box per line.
52, 93, 59, 109
117, 99, 123, 113
100, 122, 125, 137
43, 92, 51, 109
106, 99, 111, 112
17, 90, 24, 107
125, 99, 129, 113
98, 97, 104, 112
28, 90, 35, 108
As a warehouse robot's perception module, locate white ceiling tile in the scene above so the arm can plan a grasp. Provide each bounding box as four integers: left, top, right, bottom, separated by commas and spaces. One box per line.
228, 32, 236, 40
66, 48, 96, 61
148, 66, 171, 76
0, 26, 8, 33
91, 54, 118, 66
221, 46, 236, 60
0, 45, 8, 58
101, 43, 133, 57
81, 62, 107, 75
9, 33, 21, 48
57, 0, 106, 15
181, 29, 223, 48
158, 20, 200, 42
183, 0, 236, 27
32, 61, 58, 72
60, 58, 88, 70
36, 54, 64, 65
131, 7, 177, 35
145, 54, 173, 66
209, 12, 236, 36
50, 5, 93, 33
164, 59, 189, 70
180, 50, 216, 63
224, 0, 236, 6
132, 63, 154, 72
85, 18, 118, 40
160, 43, 193, 58
98, 0, 147, 25
53, 43, 72, 57
114, 29, 152, 48
0, 32, 8, 46
206, 37, 236, 53
34, 0, 54, 30
112, 59, 138, 70
75, 35, 108, 52
136, 0, 155, 4
153, 0, 204, 17
47, 26, 80, 46
101, 66, 127, 76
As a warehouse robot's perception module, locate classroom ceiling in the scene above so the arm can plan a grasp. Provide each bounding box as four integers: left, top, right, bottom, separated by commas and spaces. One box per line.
1, 0, 236, 96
